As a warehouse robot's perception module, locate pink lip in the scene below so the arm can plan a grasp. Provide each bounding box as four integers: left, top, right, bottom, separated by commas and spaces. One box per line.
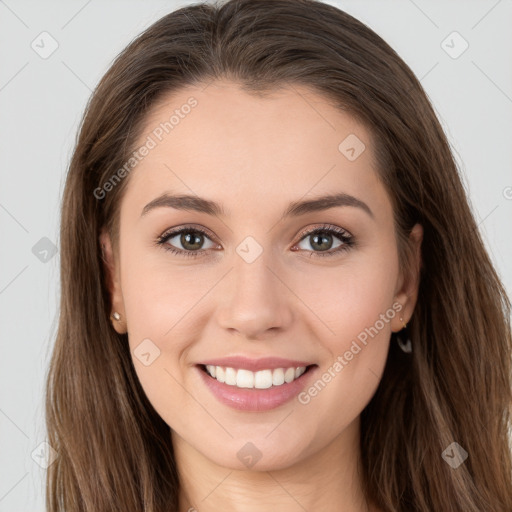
196, 364, 318, 412
199, 356, 315, 372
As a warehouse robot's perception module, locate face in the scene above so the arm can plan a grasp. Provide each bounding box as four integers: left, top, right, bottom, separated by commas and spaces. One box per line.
101, 80, 422, 471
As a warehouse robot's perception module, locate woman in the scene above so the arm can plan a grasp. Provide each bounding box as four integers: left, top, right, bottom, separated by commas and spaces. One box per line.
45, 0, 512, 510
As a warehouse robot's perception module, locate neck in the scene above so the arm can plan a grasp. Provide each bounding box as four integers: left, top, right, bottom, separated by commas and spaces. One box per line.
173, 416, 374, 512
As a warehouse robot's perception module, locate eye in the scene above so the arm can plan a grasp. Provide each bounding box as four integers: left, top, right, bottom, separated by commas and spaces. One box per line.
156, 226, 219, 258
292, 224, 354, 258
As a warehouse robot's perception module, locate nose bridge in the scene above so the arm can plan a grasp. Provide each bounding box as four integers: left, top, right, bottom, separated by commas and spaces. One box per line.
230, 240, 279, 304
215, 238, 292, 337
234, 243, 273, 291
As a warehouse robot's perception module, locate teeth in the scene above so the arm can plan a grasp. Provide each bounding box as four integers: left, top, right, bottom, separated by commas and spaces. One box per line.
225, 367, 237, 386
204, 365, 308, 389
215, 366, 225, 383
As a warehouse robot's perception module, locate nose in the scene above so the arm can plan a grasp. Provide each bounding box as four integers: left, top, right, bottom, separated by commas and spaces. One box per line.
215, 253, 293, 340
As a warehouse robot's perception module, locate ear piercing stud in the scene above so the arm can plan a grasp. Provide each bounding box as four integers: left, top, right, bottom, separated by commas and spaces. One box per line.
111, 312, 121, 321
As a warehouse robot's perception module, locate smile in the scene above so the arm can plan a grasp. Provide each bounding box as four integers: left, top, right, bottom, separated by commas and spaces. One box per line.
197, 363, 318, 411
202, 364, 312, 389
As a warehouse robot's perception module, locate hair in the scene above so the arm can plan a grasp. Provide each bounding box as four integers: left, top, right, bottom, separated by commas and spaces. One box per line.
45, 0, 512, 510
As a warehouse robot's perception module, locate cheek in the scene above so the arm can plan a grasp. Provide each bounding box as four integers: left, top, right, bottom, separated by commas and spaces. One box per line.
119, 239, 204, 343
117, 241, 194, 378
118, 252, 202, 424
295, 243, 399, 414
291, 279, 397, 452
298, 242, 399, 350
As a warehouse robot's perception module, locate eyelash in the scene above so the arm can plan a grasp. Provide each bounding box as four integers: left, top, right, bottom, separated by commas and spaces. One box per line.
155, 223, 355, 259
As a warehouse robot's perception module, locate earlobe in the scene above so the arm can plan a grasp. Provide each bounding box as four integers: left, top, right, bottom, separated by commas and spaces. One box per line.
99, 229, 127, 334
392, 223, 423, 333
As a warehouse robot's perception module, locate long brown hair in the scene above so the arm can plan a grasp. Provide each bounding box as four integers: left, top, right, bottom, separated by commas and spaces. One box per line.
45, 0, 512, 510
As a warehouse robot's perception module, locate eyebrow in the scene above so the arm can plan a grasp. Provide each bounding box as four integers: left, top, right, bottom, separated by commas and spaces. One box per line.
140, 192, 374, 220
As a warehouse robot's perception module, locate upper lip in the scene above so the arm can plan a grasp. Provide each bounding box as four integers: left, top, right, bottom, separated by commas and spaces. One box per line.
198, 356, 316, 372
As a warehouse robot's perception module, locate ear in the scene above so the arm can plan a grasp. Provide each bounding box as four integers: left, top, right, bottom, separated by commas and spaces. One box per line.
392, 223, 423, 333
99, 229, 127, 334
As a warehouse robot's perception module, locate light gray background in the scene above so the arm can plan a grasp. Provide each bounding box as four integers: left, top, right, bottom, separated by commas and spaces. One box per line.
1, 0, 511, 510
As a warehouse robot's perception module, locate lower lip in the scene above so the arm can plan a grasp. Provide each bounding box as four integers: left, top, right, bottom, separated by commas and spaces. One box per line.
197, 365, 318, 411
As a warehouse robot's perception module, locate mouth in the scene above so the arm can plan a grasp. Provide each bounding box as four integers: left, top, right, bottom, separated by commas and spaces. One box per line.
196, 362, 319, 411
197, 363, 318, 389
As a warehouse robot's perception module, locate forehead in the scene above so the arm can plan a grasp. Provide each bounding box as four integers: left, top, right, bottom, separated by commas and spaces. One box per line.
122, 80, 389, 221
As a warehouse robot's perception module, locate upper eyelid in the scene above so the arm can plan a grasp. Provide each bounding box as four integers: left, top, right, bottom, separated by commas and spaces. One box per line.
159, 225, 217, 243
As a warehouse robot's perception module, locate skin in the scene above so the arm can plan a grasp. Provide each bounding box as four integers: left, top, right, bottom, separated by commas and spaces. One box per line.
101, 80, 423, 512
